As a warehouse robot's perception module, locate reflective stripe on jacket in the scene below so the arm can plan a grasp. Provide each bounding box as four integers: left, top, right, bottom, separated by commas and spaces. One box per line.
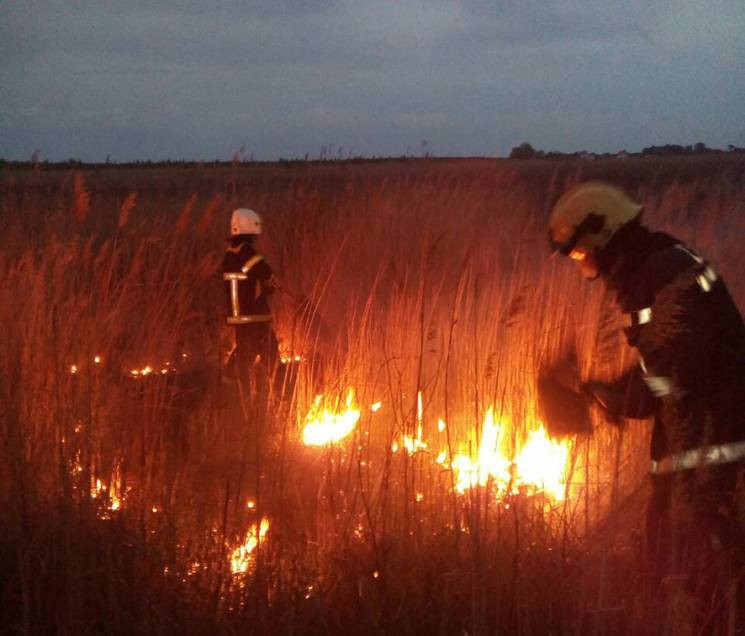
222, 242, 274, 326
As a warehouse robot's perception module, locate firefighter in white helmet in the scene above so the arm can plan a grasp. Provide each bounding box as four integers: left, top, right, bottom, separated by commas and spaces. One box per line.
549, 181, 745, 630
222, 208, 279, 380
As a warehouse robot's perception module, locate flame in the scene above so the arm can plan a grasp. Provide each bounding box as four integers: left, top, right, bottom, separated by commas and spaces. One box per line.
130, 365, 154, 377
278, 340, 303, 364
451, 408, 511, 493
302, 389, 361, 446
402, 429, 427, 454
130, 361, 176, 378
72, 451, 83, 474
230, 518, 270, 575
513, 426, 569, 501
90, 465, 125, 517
449, 409, 571, 501
65, 353, 181, 378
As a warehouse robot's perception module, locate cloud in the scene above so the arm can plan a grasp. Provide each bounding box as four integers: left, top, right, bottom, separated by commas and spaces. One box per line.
392, 112, 448, 129
1, 0, 743, 160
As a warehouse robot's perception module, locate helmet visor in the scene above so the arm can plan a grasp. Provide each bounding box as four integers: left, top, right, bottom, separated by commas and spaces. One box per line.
549, 230, 579, 256
549, 212, 605, 256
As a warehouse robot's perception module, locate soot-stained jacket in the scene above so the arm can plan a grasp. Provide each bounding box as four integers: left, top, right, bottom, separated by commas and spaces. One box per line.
222, 238, 275, 325
594, 220, 745, 463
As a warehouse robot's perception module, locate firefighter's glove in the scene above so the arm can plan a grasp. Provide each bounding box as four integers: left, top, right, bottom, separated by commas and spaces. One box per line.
580, 381, 622, 425
580, 381, 610, 410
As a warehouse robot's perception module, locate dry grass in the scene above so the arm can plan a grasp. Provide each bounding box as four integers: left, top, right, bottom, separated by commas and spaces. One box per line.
0, 156, 743, 634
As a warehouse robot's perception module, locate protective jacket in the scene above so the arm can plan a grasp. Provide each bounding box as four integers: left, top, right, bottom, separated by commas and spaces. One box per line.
223, 239, 274, 325
222, 238, 278, 368
593, 220, 745, 470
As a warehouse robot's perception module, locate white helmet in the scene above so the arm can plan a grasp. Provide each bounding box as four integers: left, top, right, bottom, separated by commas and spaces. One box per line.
230, 208, 262, 236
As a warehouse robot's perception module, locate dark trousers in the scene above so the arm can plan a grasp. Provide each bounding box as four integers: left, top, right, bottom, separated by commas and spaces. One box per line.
233, 324, 280, 397
646, 465, 745, 633
234, 323, 279, 369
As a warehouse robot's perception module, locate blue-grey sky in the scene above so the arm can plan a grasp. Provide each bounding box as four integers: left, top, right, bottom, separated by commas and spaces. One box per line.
2, 1, 743, 161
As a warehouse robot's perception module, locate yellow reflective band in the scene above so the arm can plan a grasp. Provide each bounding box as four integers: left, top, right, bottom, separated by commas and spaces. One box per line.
651, 440, 745, 474
224, 272, 247, 280
696, 266, 717, 292
623, 307, 652, 328
674, 244, 718, 292
241, 255, 263, 274
642, 374, 672, 397
569, 249, 586, 262
230, 279, 240, 317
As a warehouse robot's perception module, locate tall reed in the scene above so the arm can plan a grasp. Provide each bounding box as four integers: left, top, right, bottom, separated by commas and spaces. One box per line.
1, 157, 743, 634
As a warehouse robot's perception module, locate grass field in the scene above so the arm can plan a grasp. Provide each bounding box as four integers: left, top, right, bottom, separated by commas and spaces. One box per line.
1, 155, 744, 634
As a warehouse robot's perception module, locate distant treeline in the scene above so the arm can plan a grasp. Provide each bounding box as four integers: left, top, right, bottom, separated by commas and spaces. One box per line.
0, 156, 455, 170
2, 143, 744, 169
509, 141, 745, 160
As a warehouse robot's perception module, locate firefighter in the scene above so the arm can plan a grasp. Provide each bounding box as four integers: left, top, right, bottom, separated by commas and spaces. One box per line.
548, 181, 745, 629
222, 208, 279, 385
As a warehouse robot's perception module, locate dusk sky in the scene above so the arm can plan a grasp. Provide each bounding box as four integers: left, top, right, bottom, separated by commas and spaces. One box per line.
2, 1, 743, 162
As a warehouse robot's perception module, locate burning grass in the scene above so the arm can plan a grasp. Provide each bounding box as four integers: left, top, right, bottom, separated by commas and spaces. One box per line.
0, 157, 743, 633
